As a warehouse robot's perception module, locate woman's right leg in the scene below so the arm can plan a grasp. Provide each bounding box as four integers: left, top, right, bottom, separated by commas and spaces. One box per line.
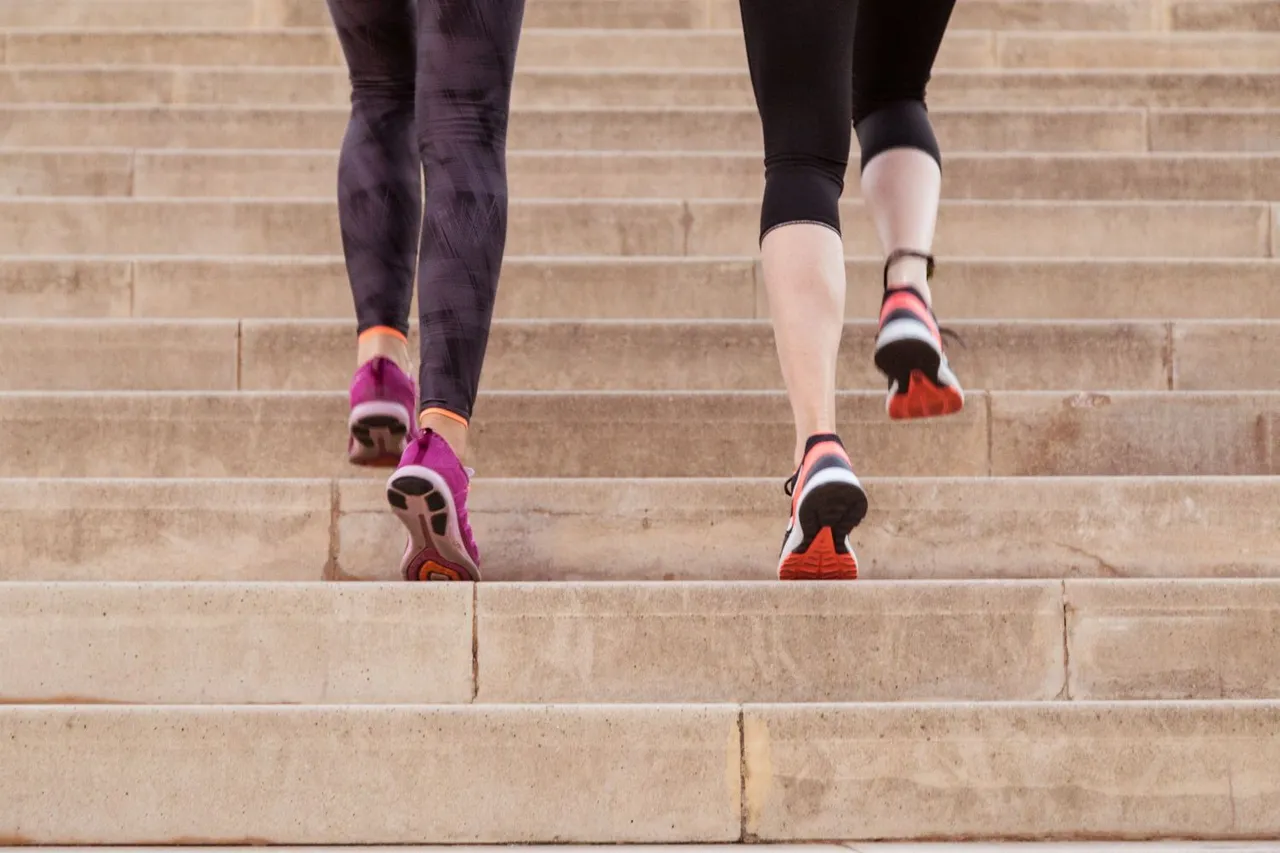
327, 0, 422, 467
740, 0, 868, 581
386, 0, 526, 583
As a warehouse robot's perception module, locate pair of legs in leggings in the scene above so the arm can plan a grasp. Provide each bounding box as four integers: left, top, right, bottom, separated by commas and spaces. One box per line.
742, 0, 965, 579
329, 0, 525, 581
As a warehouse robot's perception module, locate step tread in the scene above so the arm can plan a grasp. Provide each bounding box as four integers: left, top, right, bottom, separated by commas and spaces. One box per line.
0, 317, 1275, 393
2, 476, 1277, 582
2, 578, 1276, 705
4, 702, 1280, 843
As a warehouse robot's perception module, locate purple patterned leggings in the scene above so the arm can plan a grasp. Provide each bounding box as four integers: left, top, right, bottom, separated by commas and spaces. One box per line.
326, 0, 525, 421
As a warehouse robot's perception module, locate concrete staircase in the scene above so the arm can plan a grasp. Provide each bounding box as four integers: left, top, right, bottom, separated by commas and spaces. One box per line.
1, 0, 1279, 843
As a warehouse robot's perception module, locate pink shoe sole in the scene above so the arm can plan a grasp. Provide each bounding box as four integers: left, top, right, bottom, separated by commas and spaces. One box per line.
386, 464, 480, 581
348, 400, 412, 467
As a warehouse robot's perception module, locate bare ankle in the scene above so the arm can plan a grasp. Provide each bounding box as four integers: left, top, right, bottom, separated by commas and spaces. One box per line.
419, 409, 470, 461
885, 256, 933, 306
357, 327, 411, 373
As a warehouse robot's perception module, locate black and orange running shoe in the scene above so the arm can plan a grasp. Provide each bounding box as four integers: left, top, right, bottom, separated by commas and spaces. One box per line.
777, 433, 868, 581
874, 249, 965, 421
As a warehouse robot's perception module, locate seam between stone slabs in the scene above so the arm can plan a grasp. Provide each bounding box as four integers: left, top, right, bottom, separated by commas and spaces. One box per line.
471, 583, 480, 702
1165, 321, 1176, 390
680, 199, 694, 257
985, 392, 994, 477
738, 706, 749, 841
127, 259, 138, 318
128, 147, 139, 198
1061, 578, 1074, 701
324, 479, 340, 581
1271, 203, 1277, 258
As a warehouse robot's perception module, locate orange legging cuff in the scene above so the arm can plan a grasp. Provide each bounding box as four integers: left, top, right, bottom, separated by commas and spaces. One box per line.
420, 407, 470, 429
358, 325, 407, 343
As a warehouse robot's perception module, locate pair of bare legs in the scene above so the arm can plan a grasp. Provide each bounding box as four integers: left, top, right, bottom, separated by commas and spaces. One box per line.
766, 149, 941, 465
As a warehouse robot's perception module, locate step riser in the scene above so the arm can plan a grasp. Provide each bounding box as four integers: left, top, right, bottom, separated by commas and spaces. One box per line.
1, 30, 993, 71
0, 106, 1160, 152
5, 478, 1277, 583
2, 0, 1266, 31
1, 200, 1271, 259
6, 259, 1279, 323
2, 581, 1277, 704
3, 319, 1276, 394
339, 477, 1280, 582
2, 0, 1269, 32
3, 68, 1279, 109
0, 0, 1274, 32
4, 704, 1279, 842
11, 32, 1280, 71
12, 150, 1280, 202
745, 703, 1280, 840
0, 392, 1274, 478
0, 705, 742, 844
0, 584, 474, 704
20, 319, 1279, 393
1174, 1, 1280, 31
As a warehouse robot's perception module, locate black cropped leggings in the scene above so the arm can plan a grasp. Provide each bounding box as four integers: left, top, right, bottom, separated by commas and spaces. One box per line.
326, 0, 525, 422
739, 0, 957, 240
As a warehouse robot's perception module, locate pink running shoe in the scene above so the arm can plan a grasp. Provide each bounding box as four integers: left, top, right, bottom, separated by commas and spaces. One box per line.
348, 357, 417, 467
386, 431, 480, 581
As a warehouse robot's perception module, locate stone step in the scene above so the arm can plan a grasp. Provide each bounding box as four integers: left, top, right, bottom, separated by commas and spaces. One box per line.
21, 148, 1268, 201
8, 257, 1278, 323
0, 391, 1273, 478
0, 199, 1270, 259
3, 0, 1270, 33
3, 476, 1276, 583
996, 30, 1280, 67
3, 702, 1280, 842
6, 848, 1279, 853
1171, 0, 1280, 31
4, 579, 1279, 704
5, 318, 1278, 393
1149, 109, 1280, 152
10, 29, 1280, 70
0, 28, 991, 70
0, 0, 1217, 31
12, 148, 1280, 203
0, 104, 1162, 153
3, 66, 1279, 110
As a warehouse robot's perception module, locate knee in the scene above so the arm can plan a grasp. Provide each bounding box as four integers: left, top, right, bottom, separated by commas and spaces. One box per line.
853, 99, 941, 172
349, 73, 414, 106
759, 152, 848, 243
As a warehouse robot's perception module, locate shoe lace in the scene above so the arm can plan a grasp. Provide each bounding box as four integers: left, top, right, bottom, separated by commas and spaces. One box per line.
784, 471, 799, 497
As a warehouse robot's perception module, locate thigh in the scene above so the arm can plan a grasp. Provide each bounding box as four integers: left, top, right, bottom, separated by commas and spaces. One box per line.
326, 0, 417, 84
415, 0, 525, 134
851, 0, 956, 119
739, 0, 856, 163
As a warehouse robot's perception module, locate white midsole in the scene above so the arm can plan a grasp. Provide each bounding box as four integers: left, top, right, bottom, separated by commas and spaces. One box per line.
780, 465, 863, 559
877, 317, 940, 351
877, 318, 963, 402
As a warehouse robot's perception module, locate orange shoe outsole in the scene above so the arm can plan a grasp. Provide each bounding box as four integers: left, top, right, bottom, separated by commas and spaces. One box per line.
888, 369, 965, 421
778, 528, 859, 580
